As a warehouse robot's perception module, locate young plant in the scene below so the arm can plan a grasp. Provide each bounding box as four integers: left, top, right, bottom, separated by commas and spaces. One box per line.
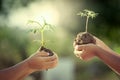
28, 17, 54, 56
74, 9, 98, 45
77, 9, 98, 32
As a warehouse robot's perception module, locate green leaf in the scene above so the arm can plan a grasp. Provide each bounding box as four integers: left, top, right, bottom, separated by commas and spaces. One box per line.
46, 24, 55, 31
77, 9, 98, 18
27, 17, 55, 47
77, 12, 86, 17
77, 9, 98, 32
27, 20, 42, 27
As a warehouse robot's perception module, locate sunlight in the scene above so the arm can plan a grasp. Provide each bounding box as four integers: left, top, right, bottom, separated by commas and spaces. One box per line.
36, 8, 59, 25
8, 1, 60, 28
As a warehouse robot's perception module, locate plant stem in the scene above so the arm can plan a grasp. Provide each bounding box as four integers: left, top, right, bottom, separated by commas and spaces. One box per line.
41, 30, 44, 46
85, 16, 89, 32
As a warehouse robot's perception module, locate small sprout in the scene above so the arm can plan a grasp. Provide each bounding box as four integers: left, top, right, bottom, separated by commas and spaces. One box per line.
77, 9, 98, 32
27, 17, 55, 47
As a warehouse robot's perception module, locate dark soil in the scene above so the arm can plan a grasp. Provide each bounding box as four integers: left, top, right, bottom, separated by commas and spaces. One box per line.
74, 32, 96, 45
39, 46, 54, 56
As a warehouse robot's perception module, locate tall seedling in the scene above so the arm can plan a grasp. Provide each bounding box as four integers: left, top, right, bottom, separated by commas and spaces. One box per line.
74, 9, 98, 45
77, 9, 98, 32
28, 17, 54, 56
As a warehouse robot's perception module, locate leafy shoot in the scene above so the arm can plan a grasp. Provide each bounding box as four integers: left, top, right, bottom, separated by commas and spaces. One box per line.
27, 17, 55, 47
77, 9, 98, 32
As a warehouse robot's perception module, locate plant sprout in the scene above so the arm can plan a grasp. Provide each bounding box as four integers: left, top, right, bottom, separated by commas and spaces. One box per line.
77, 9, 98, 32
28, 17, 54, 47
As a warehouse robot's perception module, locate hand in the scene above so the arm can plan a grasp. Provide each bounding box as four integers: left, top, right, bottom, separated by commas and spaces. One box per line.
74, 36, 112, 61
74, 44, 102, 61
0, 50, 58, 80
26, 50, 58, 72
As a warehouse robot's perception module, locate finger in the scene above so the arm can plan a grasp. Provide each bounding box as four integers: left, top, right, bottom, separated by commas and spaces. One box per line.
39, 51, 49, 57
74, 49, 85, 60
75, 44, 95, 51
40, 54, 58, 62
74, 50, 83, 56
45, 59, 58, 69
36, 51, 49, 57
53, 53, 58, 60
75, 45, 85, 51
74, 50, 84, 59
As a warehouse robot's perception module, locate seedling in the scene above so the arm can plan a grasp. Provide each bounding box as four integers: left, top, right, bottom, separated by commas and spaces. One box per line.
28, 17, 54, 56
74, 9, 98, 45
77, 9, 98, 32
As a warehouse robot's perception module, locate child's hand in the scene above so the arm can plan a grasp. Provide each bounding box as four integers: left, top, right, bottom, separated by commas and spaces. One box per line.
74, 44, 100, 61
73, 36, 112, 61
26, 50, 58, 72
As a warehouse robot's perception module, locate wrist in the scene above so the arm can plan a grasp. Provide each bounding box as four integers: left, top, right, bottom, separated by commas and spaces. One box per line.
22, 59, 35, 74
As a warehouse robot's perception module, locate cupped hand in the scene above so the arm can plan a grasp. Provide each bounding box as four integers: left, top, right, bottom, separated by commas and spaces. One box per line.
74, 44, 102, 61
26, 50, 58, 72
73, 36, 112, 61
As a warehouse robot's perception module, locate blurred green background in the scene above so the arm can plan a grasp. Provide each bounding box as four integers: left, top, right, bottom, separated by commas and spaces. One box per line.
0, 0, 120, 80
